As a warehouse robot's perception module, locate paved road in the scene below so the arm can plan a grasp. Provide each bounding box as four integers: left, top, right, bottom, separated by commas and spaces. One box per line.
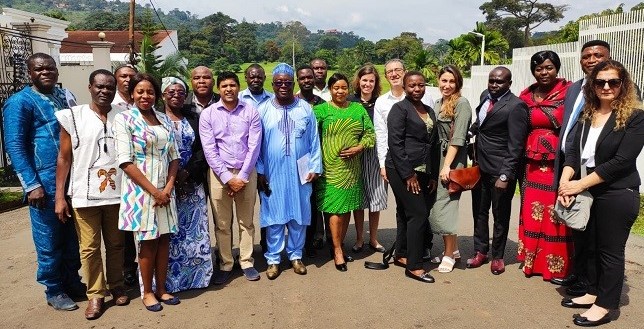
1, 192, 643, 328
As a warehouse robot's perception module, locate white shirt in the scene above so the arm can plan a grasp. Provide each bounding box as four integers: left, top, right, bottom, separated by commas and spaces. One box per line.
581, 124, 603, 168
112, 92, 131, 110
55, 104, 125, 208
373, 90, 435, 167
313, 85, 331, 101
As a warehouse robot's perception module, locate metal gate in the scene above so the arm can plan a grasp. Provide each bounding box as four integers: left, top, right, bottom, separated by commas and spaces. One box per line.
0, 27, 33, 170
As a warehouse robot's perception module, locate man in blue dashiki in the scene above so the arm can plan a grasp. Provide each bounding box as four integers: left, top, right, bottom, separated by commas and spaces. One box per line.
3, 53, 83, 311
256, 63, 322, 280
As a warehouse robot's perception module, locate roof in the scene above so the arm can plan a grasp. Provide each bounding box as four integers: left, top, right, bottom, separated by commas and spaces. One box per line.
60, 30, 174, 54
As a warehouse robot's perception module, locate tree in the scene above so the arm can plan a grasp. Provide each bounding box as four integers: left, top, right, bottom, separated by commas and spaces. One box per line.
547, 3, 626, 43
375, 32, 424, 62
262, 41, 281, 62
480, 0, 568, 45
445, 23, 509, 76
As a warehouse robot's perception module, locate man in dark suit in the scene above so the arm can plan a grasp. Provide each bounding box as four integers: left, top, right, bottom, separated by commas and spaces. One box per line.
468, 67, 529, 275
552, 40, 611, 292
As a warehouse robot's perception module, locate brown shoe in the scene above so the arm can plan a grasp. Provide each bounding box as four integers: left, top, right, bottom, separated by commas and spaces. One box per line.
266, 264, 281, 280
84, 297, 104, 320
111, 287, 130, 306
466, 251, 489, 269
291, 259, 307, 275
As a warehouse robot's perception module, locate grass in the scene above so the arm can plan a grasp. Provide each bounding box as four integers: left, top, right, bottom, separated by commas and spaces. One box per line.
0, 191, 22, 203
631, 196, 644, 236
236, 62, 391, 94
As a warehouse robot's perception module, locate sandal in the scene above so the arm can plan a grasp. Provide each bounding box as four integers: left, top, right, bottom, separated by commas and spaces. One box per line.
431, 250, 461, 264
438, 256, 456, 273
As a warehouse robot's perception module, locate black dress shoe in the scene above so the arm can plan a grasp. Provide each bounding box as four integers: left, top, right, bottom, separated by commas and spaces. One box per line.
344, 254, 354, 262
551, 274, 578, 286
566, 282, 589, 297
335, 262, 347, 272
573, 313, 611, 327
561, 298, 593, 309
404, 269, 435, 283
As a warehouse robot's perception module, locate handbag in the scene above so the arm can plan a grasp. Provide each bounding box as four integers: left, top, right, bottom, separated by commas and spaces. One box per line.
446, 119, 481, 194
554, 122, 593, 231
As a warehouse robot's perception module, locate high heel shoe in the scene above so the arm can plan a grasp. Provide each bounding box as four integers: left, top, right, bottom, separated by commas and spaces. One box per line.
335, 262, 348, 272
329, 248, 353, 262
330, 248, 348, 271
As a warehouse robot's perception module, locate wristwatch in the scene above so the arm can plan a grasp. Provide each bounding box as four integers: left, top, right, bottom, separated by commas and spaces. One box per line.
499, 174, 508, 182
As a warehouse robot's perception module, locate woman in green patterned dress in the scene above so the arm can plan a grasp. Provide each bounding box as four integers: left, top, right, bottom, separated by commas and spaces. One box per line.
314, 73, 375, 272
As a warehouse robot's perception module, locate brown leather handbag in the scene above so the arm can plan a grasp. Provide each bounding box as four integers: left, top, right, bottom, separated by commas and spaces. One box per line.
446, 120, 481, 195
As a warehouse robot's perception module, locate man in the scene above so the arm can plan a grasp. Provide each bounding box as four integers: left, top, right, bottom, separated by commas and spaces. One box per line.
112, 64, 138, 287
186, 66, 220, 115
239, 64, 273, 107
295, 65, 325, 257
553, 40, 611, 293
373, 58, 434, 258
54, 69, 129, 319
112, 64, 137, 109
468, 66, 529, 275
200, 71, 262, 283
256, 63, 322, 280
3, 53, 83, 311
310, 58, 330, 101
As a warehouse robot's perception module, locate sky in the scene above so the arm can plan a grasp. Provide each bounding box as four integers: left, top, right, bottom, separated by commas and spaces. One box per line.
142, 0, 642, 43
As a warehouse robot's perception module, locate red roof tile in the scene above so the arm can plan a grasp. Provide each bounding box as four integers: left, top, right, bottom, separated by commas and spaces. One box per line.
60, 30, 173, 53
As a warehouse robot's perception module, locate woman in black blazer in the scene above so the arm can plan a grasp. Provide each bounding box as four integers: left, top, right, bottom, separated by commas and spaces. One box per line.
386, 71, 439, 283
558, 60, 644, 327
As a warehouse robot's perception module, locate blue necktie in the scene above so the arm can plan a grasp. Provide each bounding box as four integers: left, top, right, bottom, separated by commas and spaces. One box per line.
565, 97, 585, 137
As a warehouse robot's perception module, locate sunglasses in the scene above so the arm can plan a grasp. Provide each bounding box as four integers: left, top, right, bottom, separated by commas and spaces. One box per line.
272, 81, 294, 87
488, 79, 507, 85
593, 78, 622, 89
164, 91, 186, 97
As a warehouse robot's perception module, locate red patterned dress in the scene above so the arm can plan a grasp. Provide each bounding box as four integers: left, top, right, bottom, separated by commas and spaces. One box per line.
517, 78, 573, 281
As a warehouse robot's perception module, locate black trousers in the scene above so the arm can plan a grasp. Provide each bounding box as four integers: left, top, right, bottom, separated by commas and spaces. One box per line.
123, 231, 137, 274
305, 184, 323, 250
387, 168, 432, 271
571, 227, 589, 283
584, 187, 639, 309
471, 172, 516, 259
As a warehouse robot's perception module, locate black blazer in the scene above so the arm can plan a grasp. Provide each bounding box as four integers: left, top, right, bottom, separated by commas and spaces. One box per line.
470, 90, 529, 180
554, 78, 583, 186
385, 98, 439, 180
180, 106, 209, 185
564, 110, 644, 190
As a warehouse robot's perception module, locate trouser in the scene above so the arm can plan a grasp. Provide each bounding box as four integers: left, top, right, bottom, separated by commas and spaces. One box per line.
471, 172, 516, 259
209, 169, 257, 271
264, 220, 306, 265
305, 181, 323, 250
29, 199, 82, 298
571, 228, 589, 283
387, 167, 432, 271
123, 231, 137, 275
73, 204, 124, 299
584, 187, 639, 309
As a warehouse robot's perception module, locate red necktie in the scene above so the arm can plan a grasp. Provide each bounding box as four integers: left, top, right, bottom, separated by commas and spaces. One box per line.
487, 99, 496, 113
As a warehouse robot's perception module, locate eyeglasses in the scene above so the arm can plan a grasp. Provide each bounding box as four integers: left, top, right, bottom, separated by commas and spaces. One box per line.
272, 81, 294, 87
593, 78, 622, 89
164, 91, 186, 98
488, 79, 507, 85
385, 68, 404, 76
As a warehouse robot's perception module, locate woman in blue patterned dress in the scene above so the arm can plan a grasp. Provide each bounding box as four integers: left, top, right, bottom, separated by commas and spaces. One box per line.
161, 77, 213, 293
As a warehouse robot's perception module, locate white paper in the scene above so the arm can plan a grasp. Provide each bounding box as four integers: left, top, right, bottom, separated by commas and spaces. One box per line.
297, 153, 311, 185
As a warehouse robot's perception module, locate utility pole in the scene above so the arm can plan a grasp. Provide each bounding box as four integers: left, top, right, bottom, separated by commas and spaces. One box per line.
128, 0, 136, 65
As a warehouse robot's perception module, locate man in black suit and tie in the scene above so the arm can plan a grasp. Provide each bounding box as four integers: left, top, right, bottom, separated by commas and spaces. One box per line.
552, 40, 611, 293
468, 67, 529, 275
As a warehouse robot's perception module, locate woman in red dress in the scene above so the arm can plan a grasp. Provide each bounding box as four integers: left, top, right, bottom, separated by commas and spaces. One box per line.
517, 50, 573, 281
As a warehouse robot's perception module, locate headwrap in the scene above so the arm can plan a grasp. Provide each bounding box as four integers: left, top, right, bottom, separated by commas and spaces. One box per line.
272, 63, 294, 78
162, 76, 187, 93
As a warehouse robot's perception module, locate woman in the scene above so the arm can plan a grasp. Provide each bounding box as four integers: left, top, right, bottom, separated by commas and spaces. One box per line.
428, 65, 472, 273
314, 73, 375, 272
517, 50, 573, 281
348, 64, 387, 253
160, 77, 213, 293
387, 71, 439, 283
559, 60, 643, 327
113, 73, 180, 312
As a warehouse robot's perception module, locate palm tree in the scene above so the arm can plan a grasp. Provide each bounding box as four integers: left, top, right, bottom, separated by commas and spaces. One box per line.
136, 32, 188, 82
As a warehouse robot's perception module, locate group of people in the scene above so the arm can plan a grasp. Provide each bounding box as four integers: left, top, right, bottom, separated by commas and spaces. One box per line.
3, 37, 642, 327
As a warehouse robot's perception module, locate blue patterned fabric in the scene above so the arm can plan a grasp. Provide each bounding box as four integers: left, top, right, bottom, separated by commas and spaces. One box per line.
166, 118, 213, 293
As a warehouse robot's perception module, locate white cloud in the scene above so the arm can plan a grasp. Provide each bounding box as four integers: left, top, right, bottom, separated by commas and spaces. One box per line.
295, 7, 311, 17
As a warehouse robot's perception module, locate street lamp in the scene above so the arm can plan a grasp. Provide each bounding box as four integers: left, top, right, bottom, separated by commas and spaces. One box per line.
469, 31, 485, 66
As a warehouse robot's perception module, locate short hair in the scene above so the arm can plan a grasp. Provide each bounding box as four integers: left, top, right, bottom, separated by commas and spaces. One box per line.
89, 69, 115, 85
310, 58, 327, 66
327, 72, 349, 89
296, 64, 313, 74
581, 40, 610, 53
113, 63, 138, 75
216, 71, 240, 87
244, 63, 264, 75
492, 66, 512, 80
27, 53, 55, 70
351, 64, 382, 98
384, 58, 405, 70
403, 71, 425, 85
530, 50, 561, 73
128, 72, 161, 101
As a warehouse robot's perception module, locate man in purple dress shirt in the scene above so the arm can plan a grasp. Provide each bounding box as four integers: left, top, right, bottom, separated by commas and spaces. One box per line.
200, 71, 262, 284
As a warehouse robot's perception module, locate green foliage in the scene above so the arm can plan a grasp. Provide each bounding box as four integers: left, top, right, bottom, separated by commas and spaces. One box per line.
445, 22, 509, 76
632, 195, 644, 236
545, 3, 627, 43
480, 0, 568, 46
